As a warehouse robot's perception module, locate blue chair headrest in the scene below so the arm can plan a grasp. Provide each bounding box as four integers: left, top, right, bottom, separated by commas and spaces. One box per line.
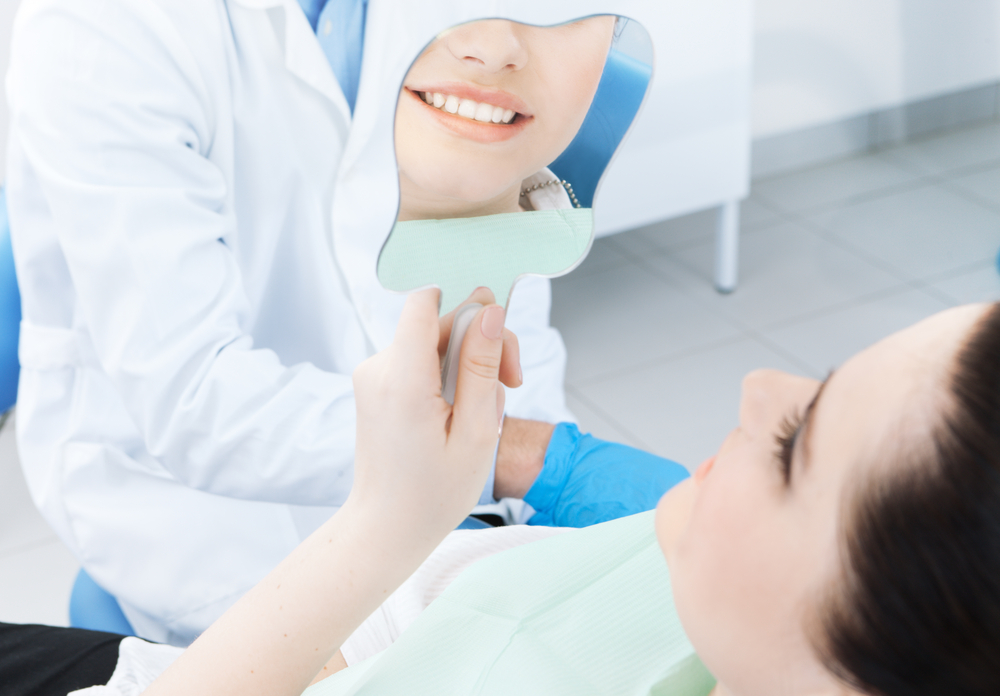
0, 188, 21, 414
548, 49, 652, 209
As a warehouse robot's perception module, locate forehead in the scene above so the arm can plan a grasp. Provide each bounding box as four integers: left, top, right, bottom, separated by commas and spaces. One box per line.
807, 306, 986, 494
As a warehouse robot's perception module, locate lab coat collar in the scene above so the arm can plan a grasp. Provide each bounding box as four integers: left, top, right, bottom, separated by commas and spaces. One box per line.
230, 0, 353, 121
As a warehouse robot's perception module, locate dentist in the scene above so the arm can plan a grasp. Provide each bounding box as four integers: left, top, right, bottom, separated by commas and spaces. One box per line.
6, 0, 686, 646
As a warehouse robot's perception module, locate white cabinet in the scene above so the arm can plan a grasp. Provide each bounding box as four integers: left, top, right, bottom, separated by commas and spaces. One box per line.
595, 1, 753, 291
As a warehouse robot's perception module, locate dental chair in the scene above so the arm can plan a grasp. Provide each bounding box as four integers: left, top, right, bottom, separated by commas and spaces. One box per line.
0, 188, 136, 636
0, 189, 19, 418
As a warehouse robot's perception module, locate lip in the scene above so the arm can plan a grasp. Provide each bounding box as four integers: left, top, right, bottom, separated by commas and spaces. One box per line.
402, 88, 533, 145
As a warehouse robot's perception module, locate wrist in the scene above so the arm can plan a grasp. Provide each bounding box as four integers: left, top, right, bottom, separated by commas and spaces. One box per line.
493, 417, 556, 499
335, 492, 451, 560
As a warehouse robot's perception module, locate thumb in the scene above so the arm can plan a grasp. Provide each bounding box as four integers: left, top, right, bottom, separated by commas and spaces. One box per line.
450, 305, 505, 446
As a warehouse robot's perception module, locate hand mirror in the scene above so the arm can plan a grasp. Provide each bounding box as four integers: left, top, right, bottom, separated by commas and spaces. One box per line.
376, 16, 652, 400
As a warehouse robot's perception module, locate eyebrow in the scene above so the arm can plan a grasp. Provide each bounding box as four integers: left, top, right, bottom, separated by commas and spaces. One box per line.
796, 370, 835, 479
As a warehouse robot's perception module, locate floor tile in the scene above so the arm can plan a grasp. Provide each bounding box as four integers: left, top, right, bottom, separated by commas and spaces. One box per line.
610, 208, 719, 257
0, 415, 58, 557
807, 184, 1000, 281
0, 540, 78, 627
947, 165, 1000, 211
740, 195, 786, 230
752, 154, 923, 214
569, 235, 633, 279
654, 221, 908, 330
565, 389, 644, 450
551, 262, 743, 383
926, 263, 1000, 304
610, 197, 785, 259
574, 337, 804, 469
879, 121, 1000, 175
762, 288, 952, 375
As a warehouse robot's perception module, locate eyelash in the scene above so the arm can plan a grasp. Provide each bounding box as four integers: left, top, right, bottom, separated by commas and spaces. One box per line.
774, 411, 804, 485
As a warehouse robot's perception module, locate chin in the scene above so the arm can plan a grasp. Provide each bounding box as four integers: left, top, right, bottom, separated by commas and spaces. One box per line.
654, 478, 694, 566
422, 173, 520, 206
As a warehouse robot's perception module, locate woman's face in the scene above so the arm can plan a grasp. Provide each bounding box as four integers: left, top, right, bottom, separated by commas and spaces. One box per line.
394, 17, 616, 221
655, 304, 989, 696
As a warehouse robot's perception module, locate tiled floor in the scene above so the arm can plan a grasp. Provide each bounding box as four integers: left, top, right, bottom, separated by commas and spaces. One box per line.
1, 119, 999, 628
552, 119, 1000, 468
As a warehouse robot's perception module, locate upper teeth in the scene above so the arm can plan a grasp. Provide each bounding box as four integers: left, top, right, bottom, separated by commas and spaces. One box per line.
419, 92, 516, 124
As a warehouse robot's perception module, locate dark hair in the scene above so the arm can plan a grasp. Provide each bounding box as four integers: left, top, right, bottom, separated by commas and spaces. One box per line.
818, 302, 1000, 696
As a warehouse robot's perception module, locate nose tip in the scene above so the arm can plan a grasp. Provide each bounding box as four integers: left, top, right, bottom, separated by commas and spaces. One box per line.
445, 20, 528, 74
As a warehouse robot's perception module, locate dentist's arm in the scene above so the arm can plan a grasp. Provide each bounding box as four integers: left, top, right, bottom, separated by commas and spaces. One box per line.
144, 289, 508, 696
8, 0, 366, 506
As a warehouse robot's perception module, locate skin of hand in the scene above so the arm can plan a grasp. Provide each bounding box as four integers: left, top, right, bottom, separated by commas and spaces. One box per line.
494, 417, 555, 499
440, 286, 555, 500
143, 288, 509, 696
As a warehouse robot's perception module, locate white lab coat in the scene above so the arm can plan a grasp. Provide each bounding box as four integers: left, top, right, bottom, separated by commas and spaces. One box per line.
6, 0, 577, 644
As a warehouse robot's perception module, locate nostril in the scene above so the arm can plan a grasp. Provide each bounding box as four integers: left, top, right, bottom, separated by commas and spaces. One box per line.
694, 456, 716, 484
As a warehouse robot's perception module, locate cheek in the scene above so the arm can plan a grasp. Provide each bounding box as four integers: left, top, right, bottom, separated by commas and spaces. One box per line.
668, 454, 789, 683
527, 37, 609, 154
674, 466, 760, 605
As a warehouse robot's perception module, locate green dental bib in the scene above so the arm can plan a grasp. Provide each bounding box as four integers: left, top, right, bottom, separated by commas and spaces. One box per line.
304, 512, 716, 696
377, 209, 594, 314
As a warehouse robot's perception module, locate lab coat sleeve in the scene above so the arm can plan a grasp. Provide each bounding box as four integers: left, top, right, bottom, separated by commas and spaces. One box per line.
7, 0, 357, 505
502, 275, 577, 425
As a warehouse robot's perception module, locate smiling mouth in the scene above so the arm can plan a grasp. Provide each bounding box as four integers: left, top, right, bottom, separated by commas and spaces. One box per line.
413, 90, 521, 125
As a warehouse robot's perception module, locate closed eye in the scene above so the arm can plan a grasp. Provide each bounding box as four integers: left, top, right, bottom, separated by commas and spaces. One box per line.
774, 411, 804, 486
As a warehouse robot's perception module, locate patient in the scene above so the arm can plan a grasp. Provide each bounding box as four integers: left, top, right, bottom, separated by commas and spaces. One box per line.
64, 297, 988, 696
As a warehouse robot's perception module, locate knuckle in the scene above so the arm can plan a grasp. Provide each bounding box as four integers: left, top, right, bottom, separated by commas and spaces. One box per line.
464, 353, 501, 379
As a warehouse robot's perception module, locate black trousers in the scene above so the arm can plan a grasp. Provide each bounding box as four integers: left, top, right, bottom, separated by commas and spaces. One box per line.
0, 622, 125, 696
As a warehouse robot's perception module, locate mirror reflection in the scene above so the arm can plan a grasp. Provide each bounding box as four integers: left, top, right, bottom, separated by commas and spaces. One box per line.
378, 17, 652, 314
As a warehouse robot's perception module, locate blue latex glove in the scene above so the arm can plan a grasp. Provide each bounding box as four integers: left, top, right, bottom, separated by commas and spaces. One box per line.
524, 423, 690, 528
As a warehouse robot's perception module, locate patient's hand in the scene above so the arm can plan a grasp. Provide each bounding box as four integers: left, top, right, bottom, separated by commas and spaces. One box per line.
351, 287, 509, 538
144, 289, 513, 696
438, 286, 522, 391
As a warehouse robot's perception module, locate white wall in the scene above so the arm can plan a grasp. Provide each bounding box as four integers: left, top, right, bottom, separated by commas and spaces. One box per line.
1, 0, 999, 177
0, 0, 19, 185
754, 0, 1000, 138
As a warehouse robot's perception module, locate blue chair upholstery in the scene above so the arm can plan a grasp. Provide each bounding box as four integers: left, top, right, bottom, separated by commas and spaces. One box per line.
70, 569, 136, 636
0, 188, 20, 415
548, 49, 652, 209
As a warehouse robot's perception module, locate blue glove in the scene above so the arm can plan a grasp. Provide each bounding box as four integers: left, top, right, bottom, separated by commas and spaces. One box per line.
524, 423, 689, 528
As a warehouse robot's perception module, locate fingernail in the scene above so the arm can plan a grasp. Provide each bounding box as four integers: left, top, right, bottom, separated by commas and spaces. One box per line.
481, 306, 505, 340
